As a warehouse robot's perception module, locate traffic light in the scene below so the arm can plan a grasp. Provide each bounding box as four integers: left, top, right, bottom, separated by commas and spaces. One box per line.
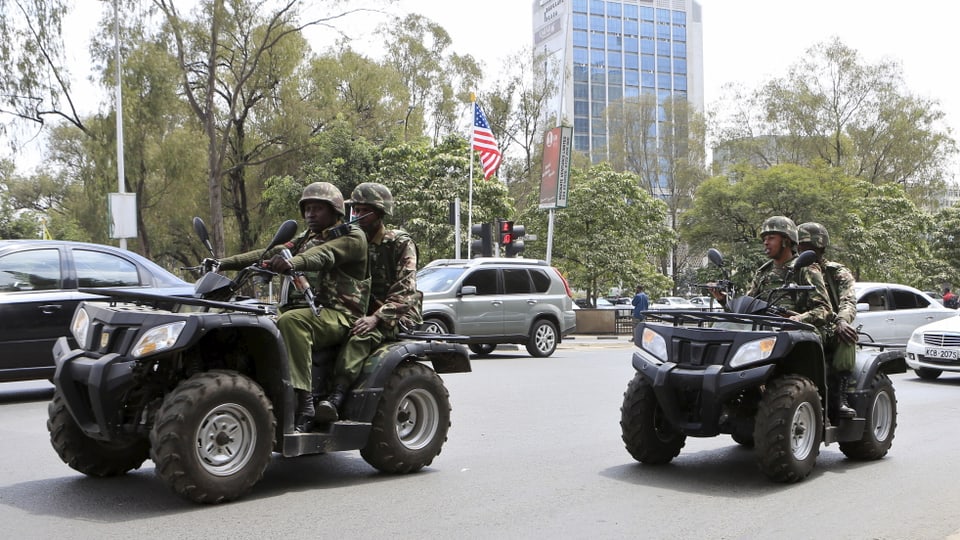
470, 222, 492, 258
505, 224, 525, 257
498, 220, 514, 247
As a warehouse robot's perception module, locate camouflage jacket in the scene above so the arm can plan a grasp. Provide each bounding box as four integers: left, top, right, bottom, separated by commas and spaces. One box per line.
366, 225, 422, 332
217, 223, 369, 319
746, 256, 832, 328
821, 258, 857, 325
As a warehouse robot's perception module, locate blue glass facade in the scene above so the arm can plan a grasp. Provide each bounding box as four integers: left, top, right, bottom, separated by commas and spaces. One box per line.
569, 0, 689, 158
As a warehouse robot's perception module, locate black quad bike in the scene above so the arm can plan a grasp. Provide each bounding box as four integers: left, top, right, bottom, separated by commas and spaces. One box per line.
47, 218, 471, 503
620, 249, 906, 482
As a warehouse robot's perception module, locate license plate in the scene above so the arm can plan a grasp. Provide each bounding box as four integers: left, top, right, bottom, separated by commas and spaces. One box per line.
925, 347, 959, 360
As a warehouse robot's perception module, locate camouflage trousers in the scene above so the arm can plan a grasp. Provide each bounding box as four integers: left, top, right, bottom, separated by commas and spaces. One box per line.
824, 335, 856, 373
331, 325, 400, 390
277, 307, 353, 392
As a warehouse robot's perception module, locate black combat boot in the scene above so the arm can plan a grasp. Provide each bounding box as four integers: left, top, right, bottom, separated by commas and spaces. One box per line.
837, 373, 856, 419
314, 385, 347, 424
294, 389, 316, 433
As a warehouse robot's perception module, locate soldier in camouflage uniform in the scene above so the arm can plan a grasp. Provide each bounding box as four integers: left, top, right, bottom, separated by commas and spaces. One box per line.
799, 222, 858, 419
711, 216, 833, 330
314, 182, 422, 423
216, 182, 369, 432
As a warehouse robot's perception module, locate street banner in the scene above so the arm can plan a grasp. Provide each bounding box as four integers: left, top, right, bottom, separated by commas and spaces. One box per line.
539, 126, 571, 209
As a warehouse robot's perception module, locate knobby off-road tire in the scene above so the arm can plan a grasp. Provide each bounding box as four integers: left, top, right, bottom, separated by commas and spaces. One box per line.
47, 391, 149, 477
150, 370, 275, 504
839, 373, 897, 460
526, 319, 558, 357
754, 375, 822, 483
361, 362, 451, 473
468, 343, 497, 356
620, 372, 686, 464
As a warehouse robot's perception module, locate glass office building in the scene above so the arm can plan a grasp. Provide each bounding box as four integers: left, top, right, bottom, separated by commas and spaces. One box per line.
533, 0, 703, 162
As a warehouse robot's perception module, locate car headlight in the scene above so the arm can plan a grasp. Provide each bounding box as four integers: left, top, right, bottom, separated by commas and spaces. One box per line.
729, 337, 777, 369
70, 307, 90, 349
640, 327, 668, 362
132, 321, 186, 358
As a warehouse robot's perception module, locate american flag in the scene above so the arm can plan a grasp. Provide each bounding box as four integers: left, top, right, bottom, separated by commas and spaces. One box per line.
472, 102, 502, 180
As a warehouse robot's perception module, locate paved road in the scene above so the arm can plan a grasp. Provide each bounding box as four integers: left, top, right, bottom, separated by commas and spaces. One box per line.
2, 345, 960, 539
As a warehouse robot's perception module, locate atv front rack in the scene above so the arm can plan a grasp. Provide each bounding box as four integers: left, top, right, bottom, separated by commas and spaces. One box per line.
78, 287, 274, 315
640, 309, 815, 332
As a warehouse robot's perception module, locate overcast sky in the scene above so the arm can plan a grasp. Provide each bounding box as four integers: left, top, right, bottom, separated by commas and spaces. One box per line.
9, 0, 960, 175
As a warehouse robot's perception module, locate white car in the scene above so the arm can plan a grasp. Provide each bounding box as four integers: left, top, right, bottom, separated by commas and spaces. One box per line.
650, 296, 697, 310
689, 295, 723, 311
853, 282, 956, 345
906, 316, 960, 379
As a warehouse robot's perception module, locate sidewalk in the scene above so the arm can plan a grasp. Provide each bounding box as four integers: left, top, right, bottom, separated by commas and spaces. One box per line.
559, 334, 634, 349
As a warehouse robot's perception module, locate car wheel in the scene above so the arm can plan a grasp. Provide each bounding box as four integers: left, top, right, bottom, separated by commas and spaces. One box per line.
620, 373, 685, 464
47, 391, 149, 477
915, 367, 942, 380
468, 343, 497, 356
526, 319, 558, 357
754, 375, 822, 483
839, 373, 896, 460
150, 370, 275, 504
361, 362, 451, 473
420, 318, 449, 334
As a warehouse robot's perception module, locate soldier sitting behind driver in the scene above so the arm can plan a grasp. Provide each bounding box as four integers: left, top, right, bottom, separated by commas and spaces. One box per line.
216, 181, 369, 433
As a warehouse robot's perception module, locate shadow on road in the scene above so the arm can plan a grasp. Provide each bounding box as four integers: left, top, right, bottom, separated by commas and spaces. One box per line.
600, 442, 890, 497
0, 451, 427, 519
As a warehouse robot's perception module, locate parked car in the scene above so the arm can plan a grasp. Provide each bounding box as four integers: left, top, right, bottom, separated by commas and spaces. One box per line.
0, 240, 193, 382
854, 282, 956, 345
649, 296, 697, 310
417, 258, 577, 357
905, 316, 960, 380
596, 297, 633, 316
689, 295, 723, 311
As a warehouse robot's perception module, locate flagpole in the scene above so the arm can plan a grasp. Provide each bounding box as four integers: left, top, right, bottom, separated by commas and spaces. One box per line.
467, 93, 475, 259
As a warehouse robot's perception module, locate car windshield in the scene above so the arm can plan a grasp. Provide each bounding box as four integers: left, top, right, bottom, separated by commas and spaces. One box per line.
416, 267, 466, 293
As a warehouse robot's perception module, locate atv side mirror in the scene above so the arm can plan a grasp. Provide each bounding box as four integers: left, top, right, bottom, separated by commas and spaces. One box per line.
707, 248, 724, 268
795, 250, 817, 269
265, 220, 298, 252
193, 217, 215, 256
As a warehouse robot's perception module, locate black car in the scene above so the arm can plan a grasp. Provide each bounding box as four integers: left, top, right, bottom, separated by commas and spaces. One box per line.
0, 240, 193, 382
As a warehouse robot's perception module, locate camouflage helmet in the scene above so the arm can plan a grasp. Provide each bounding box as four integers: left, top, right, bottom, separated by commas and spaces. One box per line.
798, 222, 830, 249
299, 182, 345, 216
348, 182, 394, 216
759, 215, 798, 244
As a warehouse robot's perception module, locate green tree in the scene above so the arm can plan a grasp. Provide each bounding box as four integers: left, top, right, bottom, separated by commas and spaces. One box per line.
715, 38, 956, 198
682, 163, 933, 291
518, 163, 674, 304
381, 13, 481, 145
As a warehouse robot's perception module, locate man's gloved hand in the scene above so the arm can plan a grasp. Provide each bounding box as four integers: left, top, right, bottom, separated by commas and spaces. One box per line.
266, 254, 293, 273
836, 319, 859, 344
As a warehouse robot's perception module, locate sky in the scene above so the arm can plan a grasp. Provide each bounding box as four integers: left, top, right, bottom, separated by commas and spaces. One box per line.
8, 0, 960, 175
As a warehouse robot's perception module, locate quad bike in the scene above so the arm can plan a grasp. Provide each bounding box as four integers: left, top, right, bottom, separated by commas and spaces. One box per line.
620, 249, 906, 482
47, 218, 470, 503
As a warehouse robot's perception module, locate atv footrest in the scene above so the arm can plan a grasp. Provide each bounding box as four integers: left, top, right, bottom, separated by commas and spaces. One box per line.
282, 420, 371, 457
823, 418, 866, 444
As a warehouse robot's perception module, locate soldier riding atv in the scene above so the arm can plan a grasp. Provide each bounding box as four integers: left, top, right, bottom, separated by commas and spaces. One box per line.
620, 248, 906, 482
47, 217, 470, 503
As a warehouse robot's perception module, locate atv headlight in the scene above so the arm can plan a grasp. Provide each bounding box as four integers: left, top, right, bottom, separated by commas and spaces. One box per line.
729, 337, 777, 369
71, 307, 90, 349
132, 321, 186, 358
640, 327, 668, 362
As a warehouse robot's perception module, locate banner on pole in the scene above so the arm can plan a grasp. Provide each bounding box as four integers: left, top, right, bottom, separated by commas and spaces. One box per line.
538, 126, 571, 209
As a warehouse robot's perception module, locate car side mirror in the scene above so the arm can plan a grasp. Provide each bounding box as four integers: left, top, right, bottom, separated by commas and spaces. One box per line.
459, 285, 477, 297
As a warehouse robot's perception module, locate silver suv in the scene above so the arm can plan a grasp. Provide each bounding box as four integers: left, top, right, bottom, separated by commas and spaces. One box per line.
416, 258, 577, 357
